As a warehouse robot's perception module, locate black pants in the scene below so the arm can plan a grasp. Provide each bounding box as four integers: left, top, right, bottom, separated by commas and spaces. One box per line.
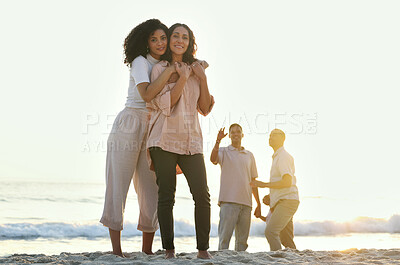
149, 147, 211, 251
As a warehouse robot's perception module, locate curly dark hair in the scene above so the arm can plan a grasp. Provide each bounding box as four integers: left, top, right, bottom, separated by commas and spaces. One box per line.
123, 19, 168, 67
161, 23, 197, 64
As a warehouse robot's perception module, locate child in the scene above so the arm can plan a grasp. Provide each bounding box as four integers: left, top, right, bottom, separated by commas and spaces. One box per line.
258, 194, 272, 223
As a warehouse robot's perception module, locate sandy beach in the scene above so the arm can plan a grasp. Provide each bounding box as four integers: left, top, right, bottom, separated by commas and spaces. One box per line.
2, 248, 400, 264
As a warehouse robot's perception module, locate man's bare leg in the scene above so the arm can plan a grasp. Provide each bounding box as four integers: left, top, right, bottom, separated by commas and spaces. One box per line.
109, 228, 124, 257
142, 232, 155, 254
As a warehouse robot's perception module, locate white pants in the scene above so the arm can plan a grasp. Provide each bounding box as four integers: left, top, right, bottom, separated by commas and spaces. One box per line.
218, 202, 251, 251
100, 107, 159, 232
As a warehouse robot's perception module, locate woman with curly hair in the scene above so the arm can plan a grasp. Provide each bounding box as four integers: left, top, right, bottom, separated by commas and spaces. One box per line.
147, 23, 214, 259
100, 19, 177, 257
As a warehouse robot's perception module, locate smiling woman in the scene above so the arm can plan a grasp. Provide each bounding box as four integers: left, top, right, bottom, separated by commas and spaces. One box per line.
146, 23, 214, 259
99, 19, 178, 257
148, 30, 167, 57
162, 23, 197, 65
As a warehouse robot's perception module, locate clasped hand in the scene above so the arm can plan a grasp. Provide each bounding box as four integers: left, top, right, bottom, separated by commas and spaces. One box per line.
168, 62, 206, 83
175, 62, 192, 80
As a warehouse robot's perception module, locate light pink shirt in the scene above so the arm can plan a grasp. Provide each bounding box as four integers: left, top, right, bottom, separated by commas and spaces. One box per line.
146, 61, 213, 169
217, 145, 258, 208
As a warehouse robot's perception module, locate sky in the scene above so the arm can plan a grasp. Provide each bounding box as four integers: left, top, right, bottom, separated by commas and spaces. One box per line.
1, 0, 400, 221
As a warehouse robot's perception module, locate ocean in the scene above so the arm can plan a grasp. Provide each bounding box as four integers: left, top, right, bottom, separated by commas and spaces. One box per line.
1, 180, 400, 257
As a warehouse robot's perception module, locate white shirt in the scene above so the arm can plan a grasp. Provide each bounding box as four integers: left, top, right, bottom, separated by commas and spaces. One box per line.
217, 145, 258, 208
269, 147, 299, 208
125, 54, 159, 109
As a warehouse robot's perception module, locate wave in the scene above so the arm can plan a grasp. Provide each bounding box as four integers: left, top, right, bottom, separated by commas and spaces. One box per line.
1, 215, 399, 239
292, 215, 400, 236
0, 196, 103, 204
0, 220, 218, 239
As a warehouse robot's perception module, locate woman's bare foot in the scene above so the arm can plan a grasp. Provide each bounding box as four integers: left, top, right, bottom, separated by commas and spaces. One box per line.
109, 228, 124, 257
197, 250, 212, 259
142, 232, 155, 255
112, 251, 125, 258
165, 249, 176, 259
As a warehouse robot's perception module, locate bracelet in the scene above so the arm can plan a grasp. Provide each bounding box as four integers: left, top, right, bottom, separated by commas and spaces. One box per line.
215, 140, 220, 144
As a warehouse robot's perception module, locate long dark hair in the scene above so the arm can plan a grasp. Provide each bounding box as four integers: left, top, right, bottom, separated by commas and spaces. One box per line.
123, 19, 168, 67
161, 23, 197, 64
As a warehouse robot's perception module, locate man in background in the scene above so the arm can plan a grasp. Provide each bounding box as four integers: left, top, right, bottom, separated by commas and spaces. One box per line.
210, 124, 261, 251
251, 129, 299, 251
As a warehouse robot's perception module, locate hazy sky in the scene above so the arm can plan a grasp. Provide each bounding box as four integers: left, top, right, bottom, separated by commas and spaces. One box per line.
1, 0, 399, 221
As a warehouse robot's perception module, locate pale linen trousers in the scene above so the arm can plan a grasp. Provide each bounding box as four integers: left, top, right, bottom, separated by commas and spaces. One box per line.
100, 107, 159, 232
265, 199, 299, 251
218, 202, 252, 251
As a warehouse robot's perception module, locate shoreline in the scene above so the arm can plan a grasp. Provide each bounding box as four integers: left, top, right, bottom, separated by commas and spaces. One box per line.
2, 248, 400, 264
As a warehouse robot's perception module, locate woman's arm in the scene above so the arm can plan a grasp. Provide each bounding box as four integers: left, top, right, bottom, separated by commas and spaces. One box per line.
148, 63, 190, 116
198, 78, 211, 114
169, 62, 191, 107
192, 62, 212, 114
137, 65, 176, 102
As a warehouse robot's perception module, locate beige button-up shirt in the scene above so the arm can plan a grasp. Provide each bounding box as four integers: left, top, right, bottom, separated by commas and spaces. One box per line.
269, 147, 299, 208
217, 145, 258, 208
146, 61, 213, 169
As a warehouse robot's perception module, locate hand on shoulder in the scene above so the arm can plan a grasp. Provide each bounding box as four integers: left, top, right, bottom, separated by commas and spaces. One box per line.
176, 62, 192, 80
191, 62, 206, 81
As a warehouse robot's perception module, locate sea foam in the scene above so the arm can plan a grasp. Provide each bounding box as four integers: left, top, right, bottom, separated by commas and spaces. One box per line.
1, 215, 399, 239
